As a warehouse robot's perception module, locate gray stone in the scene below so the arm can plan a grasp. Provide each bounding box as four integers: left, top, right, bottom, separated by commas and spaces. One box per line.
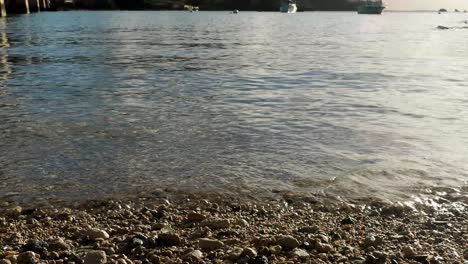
49, 238, 70, 251
17, 251, 39, 264
198, 238, 224, 251
316, 242, 333, 253
242, 247, 257, 258
201, 219, 230, 229
157, 233, 182, 246
276, 235, 300, 248
234, 219, 249, 227
270, 245, 282, 255
226, 247, 243, 260
183, 250, 203, 260
291, 248, 310, 259
83, 250, 107, 264
363, 235, 383, 248
186, 212, 206, 222
5, 206, 22, 217
85, 229, 109, 240
402, 246, 416, 259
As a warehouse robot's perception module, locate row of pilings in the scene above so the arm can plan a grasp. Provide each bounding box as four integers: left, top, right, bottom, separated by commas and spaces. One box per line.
1, 0, 53, 17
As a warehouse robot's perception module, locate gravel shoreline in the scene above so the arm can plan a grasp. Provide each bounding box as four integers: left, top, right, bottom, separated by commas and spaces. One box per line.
0, 193, 466, 264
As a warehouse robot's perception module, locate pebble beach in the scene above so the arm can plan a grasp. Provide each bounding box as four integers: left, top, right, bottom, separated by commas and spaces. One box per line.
0, 192, 466, 264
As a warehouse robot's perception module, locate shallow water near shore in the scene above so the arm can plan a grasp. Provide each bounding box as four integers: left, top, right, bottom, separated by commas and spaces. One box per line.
0, 11, 468, 206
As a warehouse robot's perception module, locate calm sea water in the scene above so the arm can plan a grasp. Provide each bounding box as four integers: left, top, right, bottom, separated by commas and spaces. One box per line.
1, 11, 467, 204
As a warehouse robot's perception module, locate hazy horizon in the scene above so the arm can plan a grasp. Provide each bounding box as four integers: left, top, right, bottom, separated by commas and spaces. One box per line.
388, 0, 468, 11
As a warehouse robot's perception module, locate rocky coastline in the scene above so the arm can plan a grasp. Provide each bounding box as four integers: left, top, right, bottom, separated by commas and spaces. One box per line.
0, 192, 466, 264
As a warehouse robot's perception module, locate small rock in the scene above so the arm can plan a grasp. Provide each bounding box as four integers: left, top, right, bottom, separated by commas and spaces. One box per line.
242, 248, 257, 258
4, 256, 16, 264
276, 235, 300, 249
68, 252, 83, 264
157, 233, 182, 246
291, 248, 309, 259
249, 255, 269, 264
21, 240, 48, 255
201, 219, 230, 229
198, 238, 224, 251
48, 238, 70, 251
226, 248, 243, 260
129, 237, 144, 248
316, 242, 333, 253
340, 216, 356, 225
234, 219, 249, 227
318, 253, 328, 261
5, 206, 22, 217
183, 250, 203, 260
299, 225, 320, 234
270, 245, 282, 255
365, 254, 385, 264
186, 212, 206, 222
317, 234, 329, 243
413, 255, 429, 263
83, 250, 107, 264
17, 251, 39, 264
429, 255, 444, 264
159, 225, 174, 234
363, 235, 383, 248
132, 233, 149, 245
85, 229, 110, 240
371, 251, 388, 263
0, 259, 12, 264
26, 219, 40, 226
402, 246, 416, 259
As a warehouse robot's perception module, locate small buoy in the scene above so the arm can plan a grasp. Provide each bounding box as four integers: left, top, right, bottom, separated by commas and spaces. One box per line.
232, 9, 239, 14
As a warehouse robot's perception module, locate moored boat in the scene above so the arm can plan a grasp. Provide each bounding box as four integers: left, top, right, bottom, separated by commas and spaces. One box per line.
357, 0, 385, 14
280, 0, 297, 13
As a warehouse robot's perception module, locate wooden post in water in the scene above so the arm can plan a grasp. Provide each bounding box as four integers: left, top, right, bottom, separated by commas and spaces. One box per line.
39, 0, 46, 10
0, 0, 7, 17
6, 0, 30, 14
29, 0, 40, 12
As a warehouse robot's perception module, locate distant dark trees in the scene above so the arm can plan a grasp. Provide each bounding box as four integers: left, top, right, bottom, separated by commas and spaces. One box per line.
69, 0, 358, 11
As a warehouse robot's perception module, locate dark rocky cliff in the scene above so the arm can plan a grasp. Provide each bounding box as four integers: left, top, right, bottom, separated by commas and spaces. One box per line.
65, 0, 358, 11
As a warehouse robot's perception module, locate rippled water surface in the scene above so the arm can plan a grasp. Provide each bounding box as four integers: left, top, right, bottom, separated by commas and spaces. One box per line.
1, 11, 468, 204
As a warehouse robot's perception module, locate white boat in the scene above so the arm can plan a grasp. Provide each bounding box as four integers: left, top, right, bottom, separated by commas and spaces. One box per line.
280, 0, 297, 13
